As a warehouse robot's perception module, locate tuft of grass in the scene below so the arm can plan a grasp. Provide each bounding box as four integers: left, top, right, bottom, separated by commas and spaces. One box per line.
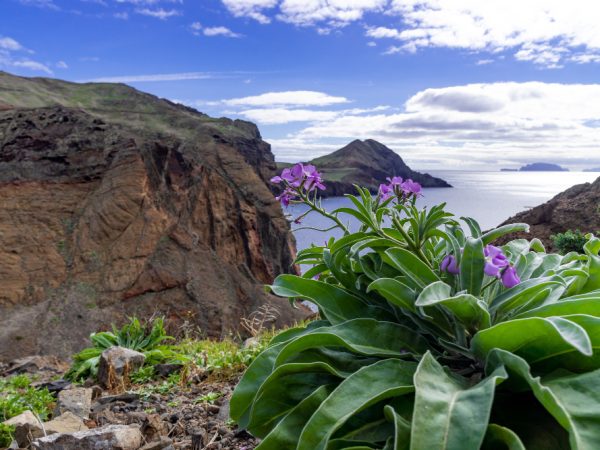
0, 375, 55, 446
195, 391, 222, 405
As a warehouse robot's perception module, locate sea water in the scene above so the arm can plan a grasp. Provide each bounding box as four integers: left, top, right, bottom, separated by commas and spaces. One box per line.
288, 171, 600, 251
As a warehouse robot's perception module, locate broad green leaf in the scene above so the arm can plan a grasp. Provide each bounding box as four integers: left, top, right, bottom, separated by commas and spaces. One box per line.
271, 275, 389, 324
513, 293, 600, 319
416, 291, 491, 331
415, 281, 452, 305
410, 352, 507, 450
582, 236, 600, 293
481, 424, 525, 450
367, 278, 417, 312
384, 248, 440, 289
256, 386, 331, 450
471, 315, 599, 372
489, 277, 566, 318
460, 237, 485, 296
461, 216, 483, 238
384, 405, 411, 450
487, 349, 600, 450
274, 319, 429, 366
297, 359, 417, 450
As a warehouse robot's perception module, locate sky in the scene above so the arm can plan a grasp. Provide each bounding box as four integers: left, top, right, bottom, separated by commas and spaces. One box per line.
1, 0, 600, 170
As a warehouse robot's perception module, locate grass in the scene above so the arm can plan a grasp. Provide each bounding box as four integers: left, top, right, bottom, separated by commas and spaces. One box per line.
0, 375, 55, 446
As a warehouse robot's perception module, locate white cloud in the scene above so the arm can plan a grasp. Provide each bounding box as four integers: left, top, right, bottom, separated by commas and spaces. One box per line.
203, 26, 242, 38
135, 7, 181, 19
114, 12, 129, 19
84, 72, 212, 82
222, 90, 350, 107
11, 60, 53, 74
264, 82, 600, 169
239, 108, 339, 124
221, 0, 278, 24
376, 1, 600, 68
0, 37, 24, 51
56, 60, 68, 69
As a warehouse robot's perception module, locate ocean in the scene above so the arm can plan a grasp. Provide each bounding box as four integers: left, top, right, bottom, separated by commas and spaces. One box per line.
287, 171, 600, 252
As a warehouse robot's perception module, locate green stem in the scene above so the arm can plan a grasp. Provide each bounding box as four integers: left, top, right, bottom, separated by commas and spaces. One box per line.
297, 190, 350, 235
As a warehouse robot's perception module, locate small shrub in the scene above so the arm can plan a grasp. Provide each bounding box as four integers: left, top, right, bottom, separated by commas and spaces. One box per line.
130, 366, 156, 384
66, 317, 178, 381
552, 229, 590, 254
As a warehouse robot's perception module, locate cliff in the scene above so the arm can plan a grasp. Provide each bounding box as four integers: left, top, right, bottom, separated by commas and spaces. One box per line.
499, 176, 600, 250
281, 139, 450, 197
0, 72, 305, 360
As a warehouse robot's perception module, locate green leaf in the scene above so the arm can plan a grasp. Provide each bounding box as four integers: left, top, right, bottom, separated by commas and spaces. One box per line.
460, 237, 485, 296
297, 359, 417, 450
255, 386, 331, 450
274, 319, 429, 367
489, 277, 567, 318
384, 248, 440, 289
415, 281, 452, 305
481, 224, 530, 246
461, 216, 483, 238
271, 275, 389, 324
582, 236, 600, 293
487, 349, 600, 450
410, 352, 507, 450
471, 315, 599, 372
384, 405, 411, 450
513, 292, 600, 319
367, 278, 417, 312
482, 424, 526, 450
416, 291, 491, 331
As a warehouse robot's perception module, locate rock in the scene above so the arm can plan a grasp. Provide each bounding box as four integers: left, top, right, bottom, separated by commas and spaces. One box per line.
55, 387, 93, 419
31, 379, 72, 396
3, 411, 42, 448
97, 347, 145, 389
32, 424, 142, 450
499, 176, 600, 250
154, 364, 182, 378
2, 356, 69, 379
139, 437, 174, 450
140, 414, 169, 442
0, 72, 308, 362
44, 412, 88, 434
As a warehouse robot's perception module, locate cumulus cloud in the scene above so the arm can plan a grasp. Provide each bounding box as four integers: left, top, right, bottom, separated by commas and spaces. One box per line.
0, 36, 53, 75
221, 0, 278, 24
135, 7, 181, 19
260, 82, 600, 169
222, 90, 350, 107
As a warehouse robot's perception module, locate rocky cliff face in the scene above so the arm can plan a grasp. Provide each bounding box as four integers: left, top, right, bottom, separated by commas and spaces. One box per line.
499, 177, 600, 250
0, 73, 304, 360
306, 139, 451, 197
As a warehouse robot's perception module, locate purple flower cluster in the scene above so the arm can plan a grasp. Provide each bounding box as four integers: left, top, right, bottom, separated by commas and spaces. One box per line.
270, 163, 326, 207
440, 244, 520, 289
378, 176, 422, 201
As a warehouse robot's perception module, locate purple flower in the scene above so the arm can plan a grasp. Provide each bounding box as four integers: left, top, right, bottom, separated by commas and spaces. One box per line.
271, 163, 325, 192
386, 176, 403, 186
302, 164, 326, 192
501, 266, 520, 288
276, 188, 296, 207
270, 175, 283, 184
378, 183, 394, 201
441, 255, 460, 275
401, 179, 422, 196
483, 245, 510, 277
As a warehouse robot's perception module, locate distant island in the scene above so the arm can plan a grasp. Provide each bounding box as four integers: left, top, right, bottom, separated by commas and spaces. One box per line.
520, 162, 569, 172
277, 139, 451, 197
584, 168, 600, 172
501, 162, 569, 172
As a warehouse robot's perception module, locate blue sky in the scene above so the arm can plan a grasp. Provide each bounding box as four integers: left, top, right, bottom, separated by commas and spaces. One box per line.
1, 0, 600, 170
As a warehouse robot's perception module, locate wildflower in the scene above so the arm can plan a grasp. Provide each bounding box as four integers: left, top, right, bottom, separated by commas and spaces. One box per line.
401, 179, 422, 197
483, 245, 509, 277
275, 188, 296, 207
501, 265, 521, 288
302, 164, 326, 192
386, 176, 403, 186
440, 254, 460, 275
271, 163, 325, 192
378, 183, 394, 201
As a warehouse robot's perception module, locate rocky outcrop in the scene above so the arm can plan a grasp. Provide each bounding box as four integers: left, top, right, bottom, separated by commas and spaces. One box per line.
0, 73, 305, 360
295, 139, 450, 197
499, 177, 600, 250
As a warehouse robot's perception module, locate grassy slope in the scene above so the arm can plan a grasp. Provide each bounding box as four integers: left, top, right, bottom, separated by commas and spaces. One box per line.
0, 71, 251, 141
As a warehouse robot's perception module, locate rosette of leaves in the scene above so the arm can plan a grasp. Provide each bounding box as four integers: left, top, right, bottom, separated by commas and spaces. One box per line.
66, 317, 178, 381
231, 187, 600, 450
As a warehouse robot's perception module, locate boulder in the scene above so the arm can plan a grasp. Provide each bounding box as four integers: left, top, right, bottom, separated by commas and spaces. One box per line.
97, 347, 145, 389
44, 412, 88, 434
32, 424, 142, 450
55, 387, 93, 419
3, 411, 42, 448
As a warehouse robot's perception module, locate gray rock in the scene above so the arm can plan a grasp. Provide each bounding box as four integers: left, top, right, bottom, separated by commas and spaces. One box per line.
55, 387, 93, 419
3, 411, 43, 448
32, 424, 142, 450
97, 347, 145, 389
139, 437, 174, 450
44, 411, 88, 434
